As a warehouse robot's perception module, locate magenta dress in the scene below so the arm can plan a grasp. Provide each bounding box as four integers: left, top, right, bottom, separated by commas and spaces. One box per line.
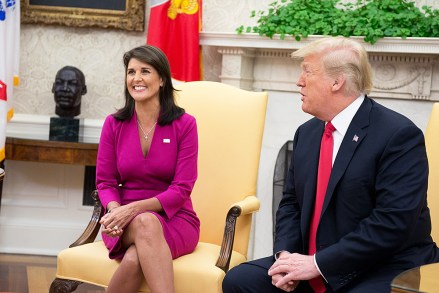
96, 111, 200, 260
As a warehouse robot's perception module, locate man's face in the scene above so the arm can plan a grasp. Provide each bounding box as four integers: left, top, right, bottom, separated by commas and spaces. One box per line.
296, 53, 333, 119
52, 69, 84, 109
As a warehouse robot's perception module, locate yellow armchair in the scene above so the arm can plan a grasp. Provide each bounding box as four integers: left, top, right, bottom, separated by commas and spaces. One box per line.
49, 81, 268, 293
426, 103, 439, 243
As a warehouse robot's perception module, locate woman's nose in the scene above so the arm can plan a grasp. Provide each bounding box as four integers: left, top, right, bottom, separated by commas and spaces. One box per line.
134, 72, 142, 81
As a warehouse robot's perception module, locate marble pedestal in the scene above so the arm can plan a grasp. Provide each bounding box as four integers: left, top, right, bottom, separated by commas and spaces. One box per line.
49, 117, 80, 142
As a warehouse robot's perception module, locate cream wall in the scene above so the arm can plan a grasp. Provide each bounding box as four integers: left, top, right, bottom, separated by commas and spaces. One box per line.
2, 0, 439, 259
14, 0, 272, 118
12, 0, 439, 118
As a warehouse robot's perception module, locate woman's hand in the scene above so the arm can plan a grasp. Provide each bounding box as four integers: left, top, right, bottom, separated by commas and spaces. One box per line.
100, 204, 135, 237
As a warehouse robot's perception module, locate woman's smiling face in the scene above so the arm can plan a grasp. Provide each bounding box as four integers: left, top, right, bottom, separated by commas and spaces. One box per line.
126, 58, 163, 103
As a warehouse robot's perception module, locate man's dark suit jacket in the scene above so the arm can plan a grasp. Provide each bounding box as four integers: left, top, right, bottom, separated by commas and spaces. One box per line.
275, 97, 439, 292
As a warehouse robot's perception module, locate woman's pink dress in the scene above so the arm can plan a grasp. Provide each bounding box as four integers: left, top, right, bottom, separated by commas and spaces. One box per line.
96, 112, 200, 259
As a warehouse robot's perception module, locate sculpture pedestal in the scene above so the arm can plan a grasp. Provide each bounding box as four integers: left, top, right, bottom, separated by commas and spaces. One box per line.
49, 117, 80, 142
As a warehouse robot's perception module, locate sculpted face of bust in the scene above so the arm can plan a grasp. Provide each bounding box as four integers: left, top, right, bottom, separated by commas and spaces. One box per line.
52, 66, 87, 118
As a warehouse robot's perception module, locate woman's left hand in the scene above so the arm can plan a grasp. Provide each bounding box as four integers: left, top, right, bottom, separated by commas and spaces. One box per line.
100, 205, 134, 237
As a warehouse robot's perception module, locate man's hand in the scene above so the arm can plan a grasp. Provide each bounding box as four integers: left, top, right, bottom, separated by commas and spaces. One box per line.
270, 271, 298, 292
268, 253, 320, 290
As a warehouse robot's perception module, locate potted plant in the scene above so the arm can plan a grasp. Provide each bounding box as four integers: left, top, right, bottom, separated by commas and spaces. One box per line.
237, 0, 439, 44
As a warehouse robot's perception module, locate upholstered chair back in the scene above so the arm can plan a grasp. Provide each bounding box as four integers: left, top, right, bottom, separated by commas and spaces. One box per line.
425, 103, 439, 243
175, 81, 267, 257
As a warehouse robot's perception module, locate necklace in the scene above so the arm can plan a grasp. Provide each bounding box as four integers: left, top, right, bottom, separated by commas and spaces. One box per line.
137, 119, 157, 142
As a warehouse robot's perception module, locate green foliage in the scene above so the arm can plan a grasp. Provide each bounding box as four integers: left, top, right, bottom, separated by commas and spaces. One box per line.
236, 0, 439, 44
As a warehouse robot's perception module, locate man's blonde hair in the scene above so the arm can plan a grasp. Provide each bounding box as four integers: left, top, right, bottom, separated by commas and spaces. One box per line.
292, 36, 373, 97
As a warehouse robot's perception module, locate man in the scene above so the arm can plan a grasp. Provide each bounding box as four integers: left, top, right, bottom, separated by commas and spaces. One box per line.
223, 36, 439, 292
52, 66, 87, 118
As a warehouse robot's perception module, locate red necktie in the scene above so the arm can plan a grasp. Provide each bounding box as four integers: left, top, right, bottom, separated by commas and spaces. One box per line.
308, 122, 336, 293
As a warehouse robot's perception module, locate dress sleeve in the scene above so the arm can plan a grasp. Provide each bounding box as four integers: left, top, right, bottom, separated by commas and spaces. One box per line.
96, 115, 121, 209
156, 115, 198, 219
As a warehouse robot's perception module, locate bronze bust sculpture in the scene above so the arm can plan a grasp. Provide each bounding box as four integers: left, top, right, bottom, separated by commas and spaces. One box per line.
52, 66, 87, 118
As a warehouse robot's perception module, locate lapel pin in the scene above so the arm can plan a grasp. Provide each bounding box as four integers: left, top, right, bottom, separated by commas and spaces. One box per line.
163, 138, 171, 143
352, 135, 359, 142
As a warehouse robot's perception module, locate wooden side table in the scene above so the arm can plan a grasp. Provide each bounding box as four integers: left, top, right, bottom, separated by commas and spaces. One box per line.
5, 137, 98, 165
1, 137, 99, 211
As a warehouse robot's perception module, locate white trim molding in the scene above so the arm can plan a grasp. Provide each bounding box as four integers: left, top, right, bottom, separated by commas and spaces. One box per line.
200, 32, 439, 101
200, 32, 439, 54
6, 113, 103, 143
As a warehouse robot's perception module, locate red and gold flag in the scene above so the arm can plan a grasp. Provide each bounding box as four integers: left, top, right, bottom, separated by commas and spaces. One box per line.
147, 0, 202, 82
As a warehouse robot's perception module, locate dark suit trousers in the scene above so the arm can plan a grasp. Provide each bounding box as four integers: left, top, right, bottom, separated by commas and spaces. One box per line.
222, 257, 313, 293
222, 256, 398, 293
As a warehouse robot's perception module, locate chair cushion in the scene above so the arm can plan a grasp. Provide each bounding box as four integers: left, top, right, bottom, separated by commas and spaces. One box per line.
56, 241, 247, 293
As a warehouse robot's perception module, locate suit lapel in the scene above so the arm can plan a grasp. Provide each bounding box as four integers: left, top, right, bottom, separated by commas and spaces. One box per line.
321, 98, 372, 216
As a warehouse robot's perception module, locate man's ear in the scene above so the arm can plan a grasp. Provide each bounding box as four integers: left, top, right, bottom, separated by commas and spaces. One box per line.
332, 75, 345, 91
81, 85, 87, 95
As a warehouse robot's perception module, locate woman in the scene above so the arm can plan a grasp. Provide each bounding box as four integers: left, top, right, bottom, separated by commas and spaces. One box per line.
97, 45, 200, 293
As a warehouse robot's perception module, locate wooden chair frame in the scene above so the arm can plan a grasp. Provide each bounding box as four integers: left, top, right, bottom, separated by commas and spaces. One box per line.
49, 190, 247, 292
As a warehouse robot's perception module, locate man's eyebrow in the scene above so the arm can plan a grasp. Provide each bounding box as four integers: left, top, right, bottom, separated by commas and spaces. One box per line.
301, 63, 310, 70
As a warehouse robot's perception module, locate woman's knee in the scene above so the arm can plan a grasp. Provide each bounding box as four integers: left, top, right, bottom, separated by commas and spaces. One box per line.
131, 213, 164, 240
121, 245, 141, 273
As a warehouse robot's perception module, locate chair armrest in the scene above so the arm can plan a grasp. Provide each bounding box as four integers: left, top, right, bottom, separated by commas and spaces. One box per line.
215, 195, 260, 272
69, 190, 104, 248
231, 194, 260, 215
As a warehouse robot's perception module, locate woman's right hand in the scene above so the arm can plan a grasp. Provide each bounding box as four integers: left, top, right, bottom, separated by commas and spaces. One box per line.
100, 201, 122, 237
100, 204, 135, 237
